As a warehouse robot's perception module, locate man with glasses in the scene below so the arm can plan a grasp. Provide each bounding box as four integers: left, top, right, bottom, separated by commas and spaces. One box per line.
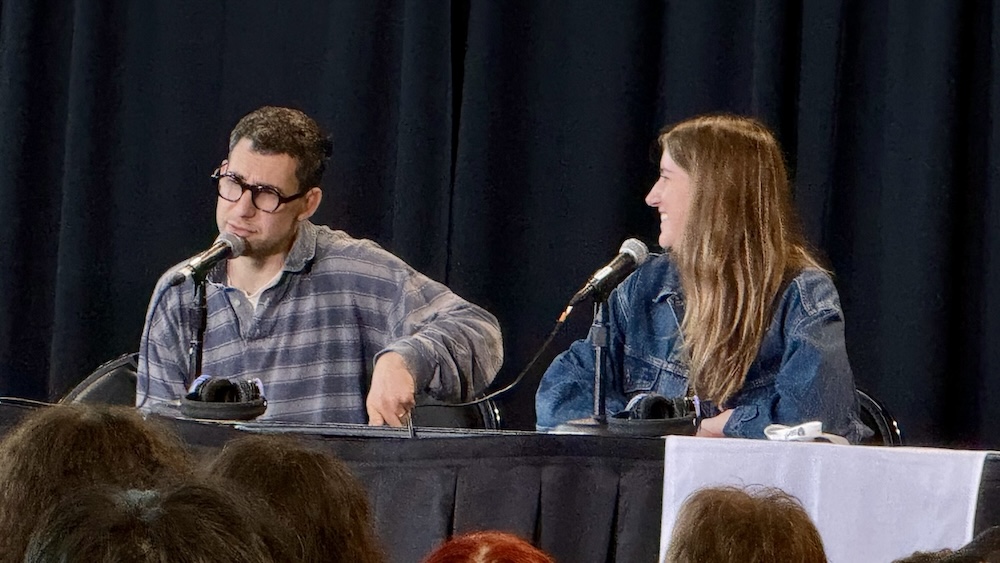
137, 106, 503, 426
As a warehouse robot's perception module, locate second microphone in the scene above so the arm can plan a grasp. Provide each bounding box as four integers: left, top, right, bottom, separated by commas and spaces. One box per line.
568, 238, 649, 306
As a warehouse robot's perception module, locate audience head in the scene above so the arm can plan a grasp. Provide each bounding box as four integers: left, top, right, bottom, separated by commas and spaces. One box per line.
0, 404, 191, 562
665, 485, 827, 563
892, 551, 957, 563
893, 525, 1000, 562
206, 434, 384, 563
23, 480, 286, 563
421, 530, 555, 563
957, 526, 1000, 562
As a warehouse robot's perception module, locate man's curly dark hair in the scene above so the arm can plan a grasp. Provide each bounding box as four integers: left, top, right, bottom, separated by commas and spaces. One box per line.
229, 106, 333, 192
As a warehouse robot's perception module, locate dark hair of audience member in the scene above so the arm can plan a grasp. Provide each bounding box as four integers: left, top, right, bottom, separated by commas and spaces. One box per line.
0, 405, 192, 563
665, 486, 828, 563
892, 550, 957, 563
421, 530, 556, 563
23, 480, 288, 563
893, 525, 1000, 563
206, 434, 386, 563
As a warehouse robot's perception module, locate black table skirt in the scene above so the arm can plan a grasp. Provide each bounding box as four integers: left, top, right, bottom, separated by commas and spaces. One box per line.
1, 401, 997, 563
168, 417, 667, 563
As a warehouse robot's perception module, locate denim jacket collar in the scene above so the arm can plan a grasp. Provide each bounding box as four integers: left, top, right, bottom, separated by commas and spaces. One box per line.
652, 251, 681, 304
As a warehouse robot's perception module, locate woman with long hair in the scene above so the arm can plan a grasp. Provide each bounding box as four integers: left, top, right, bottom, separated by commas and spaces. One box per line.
536, 114, 870, 441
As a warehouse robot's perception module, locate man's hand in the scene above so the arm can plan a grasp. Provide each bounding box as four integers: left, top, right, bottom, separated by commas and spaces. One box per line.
695, 409, 733, 438
367, 352, 417, 427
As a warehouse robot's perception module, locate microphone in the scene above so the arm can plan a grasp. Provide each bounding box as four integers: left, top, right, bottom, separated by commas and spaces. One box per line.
167, 232, 247, 287
568, 238, 649, 306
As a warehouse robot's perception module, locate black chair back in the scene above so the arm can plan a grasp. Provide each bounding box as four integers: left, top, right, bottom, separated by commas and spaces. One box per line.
60, 352, 139, 406
856, 388, 903, 446
412, 400, 503, 430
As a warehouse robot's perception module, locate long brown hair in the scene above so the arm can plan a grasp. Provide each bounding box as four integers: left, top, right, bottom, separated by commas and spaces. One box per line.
659, 114, 822, 405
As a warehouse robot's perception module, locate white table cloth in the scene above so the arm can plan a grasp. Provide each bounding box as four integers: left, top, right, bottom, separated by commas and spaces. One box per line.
659, 436, 990, 563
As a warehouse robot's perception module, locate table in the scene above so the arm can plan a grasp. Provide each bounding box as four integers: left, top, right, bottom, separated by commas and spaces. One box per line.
0, 401, 997, 563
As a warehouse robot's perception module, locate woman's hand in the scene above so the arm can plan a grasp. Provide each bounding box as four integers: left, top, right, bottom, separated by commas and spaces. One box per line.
696, 409, 733, 437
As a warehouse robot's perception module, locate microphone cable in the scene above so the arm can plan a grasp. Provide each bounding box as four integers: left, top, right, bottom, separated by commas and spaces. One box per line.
428, 237, 648, 411
425, 301, 579, 409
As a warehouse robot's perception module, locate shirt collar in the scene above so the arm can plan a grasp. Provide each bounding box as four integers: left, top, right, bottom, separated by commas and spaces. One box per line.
283, 221, 317, 273
207, 221, 317, 283
653, 255, 682, 303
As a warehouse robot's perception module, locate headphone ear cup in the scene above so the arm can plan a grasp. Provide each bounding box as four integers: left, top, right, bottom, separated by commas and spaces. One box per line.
189, 377, 208, 399
180, 378, 267, 420
199, 378, 236, 402
634, 394, 672, 419
236, 379, 260, 402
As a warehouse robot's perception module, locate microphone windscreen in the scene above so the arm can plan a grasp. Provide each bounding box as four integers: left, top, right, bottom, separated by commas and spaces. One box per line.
216, 232, 247, 258
619, 238, 649, 266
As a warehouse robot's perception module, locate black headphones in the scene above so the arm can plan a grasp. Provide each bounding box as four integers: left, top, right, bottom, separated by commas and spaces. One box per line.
607, 393, 697, 436
180, 377, 267, 421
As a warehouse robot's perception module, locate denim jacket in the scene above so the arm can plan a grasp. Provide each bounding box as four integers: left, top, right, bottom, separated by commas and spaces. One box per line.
535, 253, 872, 443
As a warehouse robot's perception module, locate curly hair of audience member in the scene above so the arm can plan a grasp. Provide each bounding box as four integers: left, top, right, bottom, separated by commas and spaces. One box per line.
665, 485, 827, 563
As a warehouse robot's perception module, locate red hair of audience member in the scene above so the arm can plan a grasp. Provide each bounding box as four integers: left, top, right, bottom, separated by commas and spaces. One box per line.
22, 480, 290, 563
421, 530, 555, 563
206, 434, 386, 563
665, 486, 828, 563
0, 404, 192, 563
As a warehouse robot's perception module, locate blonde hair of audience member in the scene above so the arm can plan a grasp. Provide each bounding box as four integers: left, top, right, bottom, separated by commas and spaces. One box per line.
659, 115, 823, 405
665, 486, 827, 563
0, 404, 191, 563
206, 434, 385, 563
23, 480, 288, 563
421, 530, 555, 563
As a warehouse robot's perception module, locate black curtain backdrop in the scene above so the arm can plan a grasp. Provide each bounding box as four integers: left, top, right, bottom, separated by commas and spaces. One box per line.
2, 0, 998, 447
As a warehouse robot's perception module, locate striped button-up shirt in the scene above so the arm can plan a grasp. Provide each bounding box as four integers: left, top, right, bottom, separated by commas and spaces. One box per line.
137, 221, 503, 423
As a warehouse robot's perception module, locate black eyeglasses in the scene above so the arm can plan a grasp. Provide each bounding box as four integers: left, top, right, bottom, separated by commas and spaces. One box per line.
212, 168, 306, 213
